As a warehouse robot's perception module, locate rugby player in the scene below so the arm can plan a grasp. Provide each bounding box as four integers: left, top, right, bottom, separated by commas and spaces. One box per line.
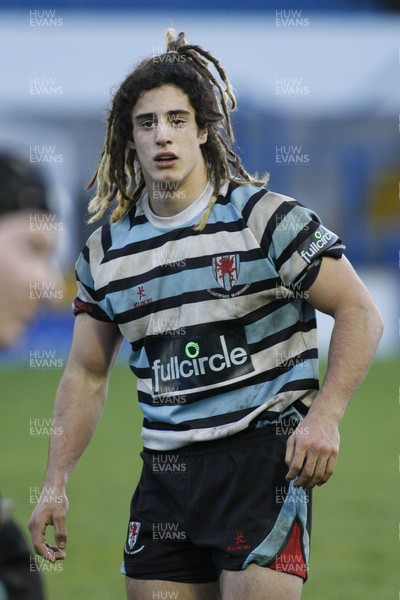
28, 31, 383, 600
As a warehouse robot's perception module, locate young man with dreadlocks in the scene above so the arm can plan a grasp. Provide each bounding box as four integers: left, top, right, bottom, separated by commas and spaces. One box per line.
29, 31, 383, 600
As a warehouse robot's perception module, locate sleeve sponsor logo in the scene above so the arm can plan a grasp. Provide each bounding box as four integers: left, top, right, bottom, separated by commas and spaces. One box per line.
297, 229, 335, 264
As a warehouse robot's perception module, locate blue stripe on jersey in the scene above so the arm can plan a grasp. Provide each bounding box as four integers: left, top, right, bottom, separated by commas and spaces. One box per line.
139, 366, 318, 425
73, 182, 345, 450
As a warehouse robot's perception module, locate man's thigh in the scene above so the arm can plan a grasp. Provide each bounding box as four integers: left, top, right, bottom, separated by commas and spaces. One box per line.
125, 576, 221, 600
220, 564, 303, 600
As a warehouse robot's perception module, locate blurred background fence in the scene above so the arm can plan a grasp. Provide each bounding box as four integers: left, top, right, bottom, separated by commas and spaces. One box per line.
0, 2, 399, 363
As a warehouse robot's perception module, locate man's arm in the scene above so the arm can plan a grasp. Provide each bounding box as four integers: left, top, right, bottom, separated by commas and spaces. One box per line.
285, 255, 384, 490
28, 313, 123, 561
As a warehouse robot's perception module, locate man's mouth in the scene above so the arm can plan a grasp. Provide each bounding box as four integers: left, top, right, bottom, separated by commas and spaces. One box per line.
154, 152, 178, 168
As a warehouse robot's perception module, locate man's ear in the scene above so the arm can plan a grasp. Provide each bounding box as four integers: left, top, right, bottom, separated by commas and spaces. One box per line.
199, 126, 208, 145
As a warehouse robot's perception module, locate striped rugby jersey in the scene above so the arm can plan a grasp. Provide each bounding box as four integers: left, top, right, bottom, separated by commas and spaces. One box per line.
74, 180, 344, 450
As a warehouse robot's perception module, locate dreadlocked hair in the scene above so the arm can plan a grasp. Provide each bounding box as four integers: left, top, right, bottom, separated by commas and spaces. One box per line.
87, 29, 268, 230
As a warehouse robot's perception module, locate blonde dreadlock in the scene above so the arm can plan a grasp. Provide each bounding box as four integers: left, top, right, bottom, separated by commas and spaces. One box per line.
87, 29, 268, 230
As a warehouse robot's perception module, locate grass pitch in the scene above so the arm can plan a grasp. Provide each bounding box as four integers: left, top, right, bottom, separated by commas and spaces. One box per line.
0, 358, 398, 599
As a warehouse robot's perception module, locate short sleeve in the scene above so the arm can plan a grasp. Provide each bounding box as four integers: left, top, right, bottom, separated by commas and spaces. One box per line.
72, 243, 113, 322
243, 190, 345, 291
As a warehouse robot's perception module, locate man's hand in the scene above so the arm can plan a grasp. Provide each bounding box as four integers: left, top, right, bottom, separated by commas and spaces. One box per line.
285, 412, 340, 490
28, 488, 69, 562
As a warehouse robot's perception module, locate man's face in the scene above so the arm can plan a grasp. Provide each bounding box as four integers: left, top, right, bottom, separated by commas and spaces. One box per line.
0, 211, 58, 348
131, 84, 208, 195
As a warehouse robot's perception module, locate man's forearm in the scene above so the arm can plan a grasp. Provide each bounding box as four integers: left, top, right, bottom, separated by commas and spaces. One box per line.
43, 365, 109, 489
308, 300, 383, 424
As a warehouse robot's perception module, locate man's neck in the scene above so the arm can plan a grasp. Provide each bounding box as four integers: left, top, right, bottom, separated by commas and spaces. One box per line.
146, 172, 209, 217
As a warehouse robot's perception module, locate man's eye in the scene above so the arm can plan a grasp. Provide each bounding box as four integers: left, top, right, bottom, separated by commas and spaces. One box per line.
171, 118, 185, 127
141, 121, 155, 129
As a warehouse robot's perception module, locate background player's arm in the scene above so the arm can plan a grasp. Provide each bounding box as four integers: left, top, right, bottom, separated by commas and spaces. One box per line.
285, 255, 383, 489
28, 312, 123, 561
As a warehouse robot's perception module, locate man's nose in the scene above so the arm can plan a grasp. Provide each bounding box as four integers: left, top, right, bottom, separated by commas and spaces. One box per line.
154, 119, 172, 145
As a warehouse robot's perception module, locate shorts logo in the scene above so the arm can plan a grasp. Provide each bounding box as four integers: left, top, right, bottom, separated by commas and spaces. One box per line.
124, 520, 145, 555
226, 531, 252, 552
212, 254, 240, 291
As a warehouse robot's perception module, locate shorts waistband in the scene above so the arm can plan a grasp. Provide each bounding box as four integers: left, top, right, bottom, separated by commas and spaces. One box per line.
142, 418, 299, 458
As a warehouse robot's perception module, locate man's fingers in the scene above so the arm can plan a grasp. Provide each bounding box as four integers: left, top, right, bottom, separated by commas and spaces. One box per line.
28, 496, 68, 561
299, 455, 328, 490
284, 433, 295, 467
293, 451, 318, 488
44, 542, 66, 561
285, 435, 306, 481
53, 512, 67, 551
317, 454, 337, 486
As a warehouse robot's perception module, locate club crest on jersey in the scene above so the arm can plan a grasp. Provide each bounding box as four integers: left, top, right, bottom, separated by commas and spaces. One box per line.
124, 521, 145, 555
212, 254, 240, 291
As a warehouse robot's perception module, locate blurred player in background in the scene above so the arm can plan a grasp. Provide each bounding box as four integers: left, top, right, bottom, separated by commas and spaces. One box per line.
0, 153, 58, 599
28, 31, 383, 600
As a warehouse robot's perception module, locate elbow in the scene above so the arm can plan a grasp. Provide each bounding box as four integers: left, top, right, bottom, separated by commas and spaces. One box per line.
360, 296, 384, 343
372, 304, 384, 340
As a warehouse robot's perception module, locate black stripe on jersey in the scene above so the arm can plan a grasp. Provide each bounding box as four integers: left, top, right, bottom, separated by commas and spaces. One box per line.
94, 247, 267, 300
82, 244, 90, 262
241, 188, 270, 223
128, 208, 147, 229
114, 278, 281, 325
142, 406, 263, 431
216, 185, 235, 206
101, 224, 112, 255
99, 219, 248, 264
274, 219, 320, 273
248, 319, 316, 355
73, 297, 112, 321
238, 298, 294, 327
260, 201, 298, 257
279, 378, 319, 393
75, 276, 98, 300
